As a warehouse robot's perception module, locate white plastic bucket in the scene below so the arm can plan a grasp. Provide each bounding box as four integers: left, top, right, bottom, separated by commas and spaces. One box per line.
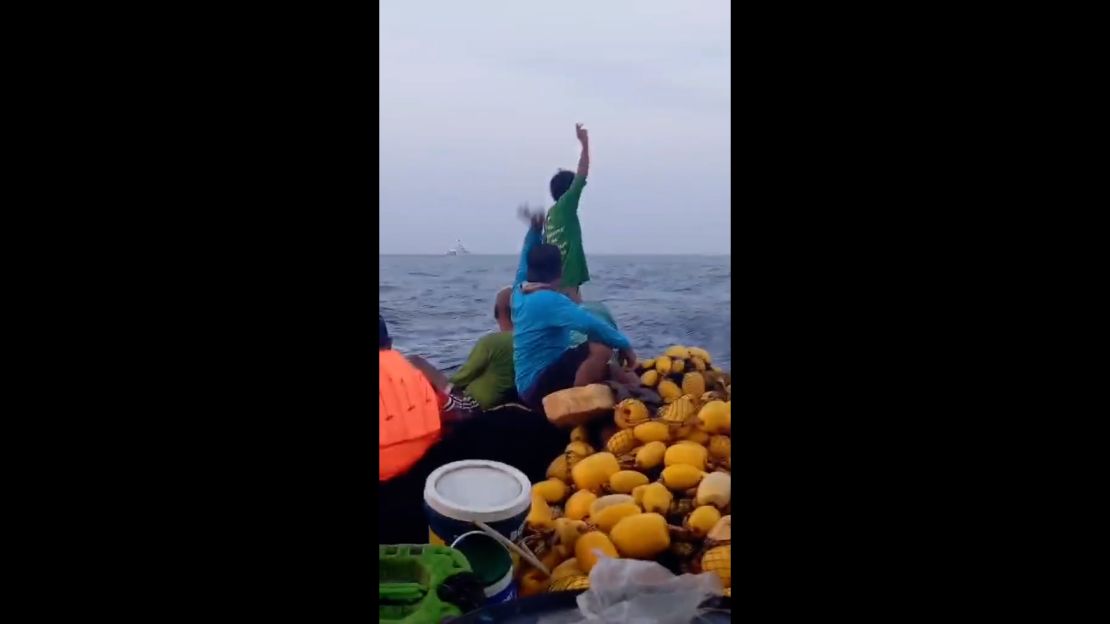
423, 459, 531, 555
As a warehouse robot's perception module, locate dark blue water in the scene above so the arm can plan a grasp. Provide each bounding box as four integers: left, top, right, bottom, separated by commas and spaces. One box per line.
380, 255, 731, 372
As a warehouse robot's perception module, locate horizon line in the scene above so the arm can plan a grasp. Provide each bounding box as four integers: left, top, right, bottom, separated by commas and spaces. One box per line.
380, 252, 731, 257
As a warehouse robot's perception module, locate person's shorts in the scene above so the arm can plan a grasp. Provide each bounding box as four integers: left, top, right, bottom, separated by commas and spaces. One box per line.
521, 343, 591, 411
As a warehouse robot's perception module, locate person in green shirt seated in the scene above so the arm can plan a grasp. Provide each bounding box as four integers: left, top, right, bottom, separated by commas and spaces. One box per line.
443, 286, 518, 410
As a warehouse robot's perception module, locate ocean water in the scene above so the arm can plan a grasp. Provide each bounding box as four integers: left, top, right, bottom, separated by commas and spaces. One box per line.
379, 255, 731, 372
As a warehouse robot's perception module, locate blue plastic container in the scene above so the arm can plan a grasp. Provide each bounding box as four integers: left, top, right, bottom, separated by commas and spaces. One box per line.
450, 531, 518, 604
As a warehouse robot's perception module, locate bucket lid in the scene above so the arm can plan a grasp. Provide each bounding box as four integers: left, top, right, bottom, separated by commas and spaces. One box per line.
424, 460, 531, 523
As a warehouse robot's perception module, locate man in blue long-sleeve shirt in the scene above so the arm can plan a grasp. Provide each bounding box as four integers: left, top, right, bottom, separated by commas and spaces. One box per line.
511, 210, 637, 412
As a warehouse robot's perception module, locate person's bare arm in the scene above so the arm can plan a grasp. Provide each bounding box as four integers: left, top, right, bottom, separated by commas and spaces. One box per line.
407, 355, 450, 391
407, 354, 476, 427
575, 123, 589, 179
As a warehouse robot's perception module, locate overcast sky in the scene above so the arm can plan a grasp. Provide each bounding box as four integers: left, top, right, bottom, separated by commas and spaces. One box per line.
379, 0, 730, 255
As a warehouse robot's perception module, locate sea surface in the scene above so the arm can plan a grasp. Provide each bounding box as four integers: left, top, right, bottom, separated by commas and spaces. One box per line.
380, 255, 731, 372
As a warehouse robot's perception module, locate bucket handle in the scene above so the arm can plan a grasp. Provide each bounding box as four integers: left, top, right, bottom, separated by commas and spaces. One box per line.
448, 530, 488, 549
456, 521, 550, 576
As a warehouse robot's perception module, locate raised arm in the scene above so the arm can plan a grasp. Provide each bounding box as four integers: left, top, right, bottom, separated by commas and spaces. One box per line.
514, 207, 545, 286
575, 123, 589, 179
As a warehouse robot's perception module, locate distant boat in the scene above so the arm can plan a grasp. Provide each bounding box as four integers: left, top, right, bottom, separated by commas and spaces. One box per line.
446, 239, 470, 256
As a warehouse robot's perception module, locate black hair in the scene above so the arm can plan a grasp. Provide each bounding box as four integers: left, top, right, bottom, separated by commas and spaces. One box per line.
379, 315, 391, 349
526, 243, 563, 284
549, 170, 575, 201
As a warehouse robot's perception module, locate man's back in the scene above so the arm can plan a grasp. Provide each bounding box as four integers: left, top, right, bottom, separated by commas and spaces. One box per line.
511, 288, 577, 394
379, 348, 442, 481
545, 174, 589, 289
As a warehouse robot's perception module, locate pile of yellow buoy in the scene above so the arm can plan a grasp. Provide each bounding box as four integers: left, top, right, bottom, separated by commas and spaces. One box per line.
516, 346, 732, 598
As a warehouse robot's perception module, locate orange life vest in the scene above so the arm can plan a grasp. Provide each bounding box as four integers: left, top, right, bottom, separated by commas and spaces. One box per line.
379, 349, 442, 481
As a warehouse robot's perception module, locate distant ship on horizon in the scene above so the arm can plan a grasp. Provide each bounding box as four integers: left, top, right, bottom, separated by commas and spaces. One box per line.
445, 239, 470, 256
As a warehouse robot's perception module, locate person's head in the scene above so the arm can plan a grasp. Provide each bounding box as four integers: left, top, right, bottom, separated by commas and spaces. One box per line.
379, 315, 392, 350
494, 286, 513, 331
549, 170, 575, 202
526, 243, 563, 284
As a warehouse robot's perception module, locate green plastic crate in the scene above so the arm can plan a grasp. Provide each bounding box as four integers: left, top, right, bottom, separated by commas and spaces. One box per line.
379, 544, 472, 623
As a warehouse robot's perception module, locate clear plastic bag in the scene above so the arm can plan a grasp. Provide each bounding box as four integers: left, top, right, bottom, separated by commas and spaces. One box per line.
539, 556, 724, 624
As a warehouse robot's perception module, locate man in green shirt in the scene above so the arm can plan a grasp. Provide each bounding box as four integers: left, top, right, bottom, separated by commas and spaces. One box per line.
545, 123, 592, 302
445, 287, 518, 410
544, 123, 640, 388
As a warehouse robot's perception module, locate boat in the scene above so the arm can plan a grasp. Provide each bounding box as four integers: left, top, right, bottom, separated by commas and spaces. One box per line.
446, 239, 470, 255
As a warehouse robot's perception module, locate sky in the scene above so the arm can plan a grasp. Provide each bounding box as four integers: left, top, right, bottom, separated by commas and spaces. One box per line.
379, 0, 730, 255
